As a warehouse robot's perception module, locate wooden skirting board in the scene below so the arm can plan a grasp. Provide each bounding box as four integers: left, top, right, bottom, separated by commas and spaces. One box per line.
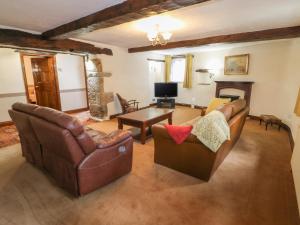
63, 107, 89, 114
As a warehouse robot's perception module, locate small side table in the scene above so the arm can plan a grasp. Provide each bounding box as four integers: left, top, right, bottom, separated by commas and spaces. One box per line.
259, 115, 282, 131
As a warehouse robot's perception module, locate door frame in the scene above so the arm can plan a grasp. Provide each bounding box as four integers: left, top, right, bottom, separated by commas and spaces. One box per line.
82, 55, 90, 110
20, 53, 62, 111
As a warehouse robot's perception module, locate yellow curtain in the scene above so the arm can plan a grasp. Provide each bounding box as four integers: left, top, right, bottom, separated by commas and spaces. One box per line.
183, 54, 193, 88
164, 55, 172, 83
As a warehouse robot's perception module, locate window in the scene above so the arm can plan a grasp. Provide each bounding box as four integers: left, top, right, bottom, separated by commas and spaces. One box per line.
149, 61, 162, 74
149, 61, 164, 82
170, 58, 186, 82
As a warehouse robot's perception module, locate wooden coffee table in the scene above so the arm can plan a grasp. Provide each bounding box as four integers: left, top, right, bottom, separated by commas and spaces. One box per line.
117, 108, 173, 144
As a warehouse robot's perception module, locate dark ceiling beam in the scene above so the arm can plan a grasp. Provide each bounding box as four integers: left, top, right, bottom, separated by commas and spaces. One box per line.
0, 29, 112, 55
42, 0, 210, 40
128, 26, 300, 53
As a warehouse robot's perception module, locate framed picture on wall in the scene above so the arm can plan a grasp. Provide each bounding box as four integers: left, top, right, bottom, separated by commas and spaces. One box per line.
224, 54, 249, 75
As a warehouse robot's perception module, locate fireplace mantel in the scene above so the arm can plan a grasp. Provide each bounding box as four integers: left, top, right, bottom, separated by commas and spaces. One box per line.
215, 81, 254, 106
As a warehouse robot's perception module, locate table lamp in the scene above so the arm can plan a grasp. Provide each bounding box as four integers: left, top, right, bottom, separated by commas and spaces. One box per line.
295, 88, 300, 116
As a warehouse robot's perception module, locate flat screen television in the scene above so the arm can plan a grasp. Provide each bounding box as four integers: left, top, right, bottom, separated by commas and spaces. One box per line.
154, 82, 178, 98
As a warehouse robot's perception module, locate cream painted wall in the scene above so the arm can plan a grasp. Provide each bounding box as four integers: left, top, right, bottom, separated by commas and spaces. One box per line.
56, 54, 87, 111
0, 49, 25, 94
166, 39, 300, 132
56, 54, 86, 90
288, 38, 300, 212
0, 48, 88, 121
292, 125, 300, 215
0, 48, 27, 121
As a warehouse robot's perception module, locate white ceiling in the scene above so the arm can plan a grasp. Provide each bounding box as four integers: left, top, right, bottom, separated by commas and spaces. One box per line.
78, 0, 300, 48
0, 0, 124, 32
0, 0, 300, 50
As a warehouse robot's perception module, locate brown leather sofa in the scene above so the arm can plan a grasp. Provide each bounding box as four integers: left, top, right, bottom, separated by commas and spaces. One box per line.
9, 103, 133, 196
152, 99, 249, 181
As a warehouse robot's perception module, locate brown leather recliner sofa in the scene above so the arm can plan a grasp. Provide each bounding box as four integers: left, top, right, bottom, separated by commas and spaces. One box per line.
152, 99, 249, 181
9, 102, 133, 196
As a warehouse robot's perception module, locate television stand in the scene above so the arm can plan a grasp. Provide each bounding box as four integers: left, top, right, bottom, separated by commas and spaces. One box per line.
157, 98, 175, 109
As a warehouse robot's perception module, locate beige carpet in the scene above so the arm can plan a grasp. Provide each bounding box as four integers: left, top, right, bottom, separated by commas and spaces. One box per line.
0, 107, 299, 225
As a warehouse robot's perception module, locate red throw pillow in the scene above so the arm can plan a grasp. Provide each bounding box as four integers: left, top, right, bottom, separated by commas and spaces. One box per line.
164, 125, 193, 144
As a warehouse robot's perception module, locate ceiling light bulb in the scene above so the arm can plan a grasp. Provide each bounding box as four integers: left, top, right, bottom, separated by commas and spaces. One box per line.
162, 32, 172, 41
147, 30, 158, 41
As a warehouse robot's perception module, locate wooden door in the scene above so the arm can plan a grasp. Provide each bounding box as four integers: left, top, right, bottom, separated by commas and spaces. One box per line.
31, 57, 61, 110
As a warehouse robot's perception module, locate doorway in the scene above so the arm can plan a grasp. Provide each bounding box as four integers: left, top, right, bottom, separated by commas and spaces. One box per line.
20, 54, 61, 110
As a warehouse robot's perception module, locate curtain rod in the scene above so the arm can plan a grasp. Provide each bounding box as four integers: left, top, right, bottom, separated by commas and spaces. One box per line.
147, 58, 165, 62
172, 54, 194, 59
147, 54, 195, 62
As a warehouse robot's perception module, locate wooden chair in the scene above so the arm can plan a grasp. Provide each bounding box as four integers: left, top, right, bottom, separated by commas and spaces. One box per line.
116, 93, 139, 114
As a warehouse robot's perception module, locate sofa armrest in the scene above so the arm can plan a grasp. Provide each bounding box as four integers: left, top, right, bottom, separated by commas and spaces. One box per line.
79, 135, 133, 169
77, 135, 133, 195
152, 124, 201, 144
92, 130, 132, 149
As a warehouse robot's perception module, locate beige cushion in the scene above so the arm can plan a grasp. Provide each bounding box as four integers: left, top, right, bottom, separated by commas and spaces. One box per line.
205, 98, 231, 115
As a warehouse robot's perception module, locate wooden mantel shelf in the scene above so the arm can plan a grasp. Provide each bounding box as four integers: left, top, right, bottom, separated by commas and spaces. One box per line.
214, 81, 255, 83
214, 81, 255, 106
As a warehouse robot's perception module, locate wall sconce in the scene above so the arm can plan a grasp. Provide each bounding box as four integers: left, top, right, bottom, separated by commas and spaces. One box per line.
295, 88, 300, 116
195, 69, 215, 85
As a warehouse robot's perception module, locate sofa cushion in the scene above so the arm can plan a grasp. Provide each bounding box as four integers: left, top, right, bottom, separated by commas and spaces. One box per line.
205, 98, 231, 115
181, 115, 202, 126
217, 104, 233, 121
12, 102, 39, 114
227, 99, 247, 118
33, 107, 84, 136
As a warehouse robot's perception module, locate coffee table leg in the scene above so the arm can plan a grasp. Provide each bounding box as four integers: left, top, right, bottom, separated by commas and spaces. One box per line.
118, 118, 123, 130
168, 114, 173, 125
140, 123, 147, 145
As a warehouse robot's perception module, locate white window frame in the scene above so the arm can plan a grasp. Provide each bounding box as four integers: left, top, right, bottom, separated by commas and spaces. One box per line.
170, 58, 186, 83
